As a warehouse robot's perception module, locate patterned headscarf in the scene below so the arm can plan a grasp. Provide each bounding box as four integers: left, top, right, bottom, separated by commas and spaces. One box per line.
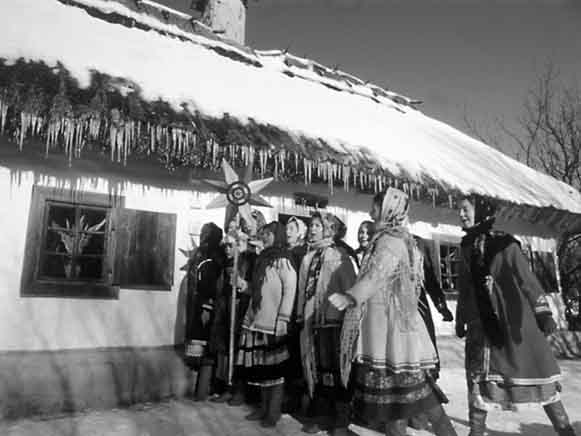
375, 187, 410, 234
287, 216, 307, 245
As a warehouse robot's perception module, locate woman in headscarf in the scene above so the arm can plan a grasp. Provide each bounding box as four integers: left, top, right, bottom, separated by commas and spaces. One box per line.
455, 194, 576, 436
297, 212, 357, 436
330, 188, 456, 436
235, 221, 297, 428
286, 216, 308, 271
184, 222, 225, 401
354, 220, 375, 266
284, 216, 309, 413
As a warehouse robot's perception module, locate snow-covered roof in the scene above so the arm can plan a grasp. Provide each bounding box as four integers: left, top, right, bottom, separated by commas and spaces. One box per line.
1, 0, 580, 221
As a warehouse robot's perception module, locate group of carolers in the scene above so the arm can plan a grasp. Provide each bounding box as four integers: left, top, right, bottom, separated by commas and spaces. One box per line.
183, 187, 577, 436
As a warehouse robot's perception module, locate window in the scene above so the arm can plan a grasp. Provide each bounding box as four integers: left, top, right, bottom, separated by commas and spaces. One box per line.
22, 186, 177, 298
41, 202, 109, 282
439, 243, 461, 295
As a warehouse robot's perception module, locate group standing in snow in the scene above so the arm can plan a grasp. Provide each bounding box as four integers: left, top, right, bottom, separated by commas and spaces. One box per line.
182, 187, 577, 436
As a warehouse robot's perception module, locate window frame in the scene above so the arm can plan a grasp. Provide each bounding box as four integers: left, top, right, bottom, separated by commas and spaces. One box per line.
21, 186, 124, 299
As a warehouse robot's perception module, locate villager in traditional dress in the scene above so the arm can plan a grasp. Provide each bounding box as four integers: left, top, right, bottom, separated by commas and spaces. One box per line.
354, 220, 375, 266
414, 235, 454, 378
455, 195, 577, 436
236, 221, 297, 428
331, 188, 456, 436
334, 217, 359, 270
297, 212, 357, 436
284, 216, 309, 413
209, 232, 256, 404
183, 222, 225, 401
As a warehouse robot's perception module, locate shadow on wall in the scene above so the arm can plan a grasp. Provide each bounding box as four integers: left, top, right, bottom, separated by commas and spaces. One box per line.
0, 283, 192, 421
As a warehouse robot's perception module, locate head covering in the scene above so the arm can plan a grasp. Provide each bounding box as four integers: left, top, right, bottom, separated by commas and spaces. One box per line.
199, 222, 223, 250
287, 216, 307, 244
465, 194, 497, 233
261, 221, 287, 249
376, 187, 410, 233
310, 211, 339, 239
251, 221, 292, 311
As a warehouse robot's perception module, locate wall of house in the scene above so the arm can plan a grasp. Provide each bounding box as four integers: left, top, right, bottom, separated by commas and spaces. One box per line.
0, 160, 564, 352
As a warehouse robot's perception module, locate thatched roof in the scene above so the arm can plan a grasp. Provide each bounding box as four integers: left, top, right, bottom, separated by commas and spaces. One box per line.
0, 0, 580, 229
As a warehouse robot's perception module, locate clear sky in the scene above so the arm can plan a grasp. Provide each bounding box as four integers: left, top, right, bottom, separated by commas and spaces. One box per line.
245, 0, 581, 156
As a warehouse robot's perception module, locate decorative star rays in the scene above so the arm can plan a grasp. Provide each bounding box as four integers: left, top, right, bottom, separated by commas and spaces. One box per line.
204, 158, 273, 230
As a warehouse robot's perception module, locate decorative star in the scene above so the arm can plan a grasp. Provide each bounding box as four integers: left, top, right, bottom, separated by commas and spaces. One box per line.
203, 158, 273, 230
179, 235, 198, 271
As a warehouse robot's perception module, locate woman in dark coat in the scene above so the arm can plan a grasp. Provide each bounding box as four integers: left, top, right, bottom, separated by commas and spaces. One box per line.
455, 194, 576, 436
184, 222, 225, 401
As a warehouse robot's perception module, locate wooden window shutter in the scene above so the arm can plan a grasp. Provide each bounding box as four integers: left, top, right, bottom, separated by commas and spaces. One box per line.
113, 208, 177, 290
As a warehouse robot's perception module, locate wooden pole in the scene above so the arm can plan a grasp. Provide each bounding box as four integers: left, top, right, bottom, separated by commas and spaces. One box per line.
227, 212, 240, 386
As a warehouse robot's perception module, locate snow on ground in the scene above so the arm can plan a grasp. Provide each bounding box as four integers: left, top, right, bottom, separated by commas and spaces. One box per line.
1, 0, 580, 213
1, 338, 580, 436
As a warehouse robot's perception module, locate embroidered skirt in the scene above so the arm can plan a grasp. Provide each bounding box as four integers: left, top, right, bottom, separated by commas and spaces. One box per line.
235, 330, 289, 386
350, 363, 440, 431
465, 321, 561, 411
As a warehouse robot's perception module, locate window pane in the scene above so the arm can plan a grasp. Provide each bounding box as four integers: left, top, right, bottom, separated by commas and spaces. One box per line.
45, 229, 74, 254
79, 208, 107, 233
41, 254, 73, 279
79, 233, 105, 255
76, 257, 104, 280
47, 204, 76, 230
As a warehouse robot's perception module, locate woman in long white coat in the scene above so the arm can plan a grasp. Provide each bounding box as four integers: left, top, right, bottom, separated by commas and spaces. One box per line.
330, 188, 456, 436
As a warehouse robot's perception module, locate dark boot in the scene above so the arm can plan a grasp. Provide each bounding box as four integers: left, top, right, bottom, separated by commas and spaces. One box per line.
228, 380, 245, 406
468, 407, 487, 436
246, 386, 268, 421
425, 404, 457, 436
332, 400, 351, 436
544, 401, 577, 436
261, 383, 284, 428
194, 364, 212, 401
385, 419, 408, 436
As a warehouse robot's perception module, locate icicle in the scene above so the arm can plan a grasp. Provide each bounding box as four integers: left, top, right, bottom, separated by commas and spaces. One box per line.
19, 112, 26, 150
0, 94, 7, 135
342, 165, 349, 191
448, 194, 454, 209
429, 188, 437, 208
303, 158, 308, 185
328, 162, 334, 195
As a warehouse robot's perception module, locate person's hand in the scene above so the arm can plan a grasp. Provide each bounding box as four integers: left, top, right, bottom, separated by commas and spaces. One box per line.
236, 277, 248, 292
440, 305, 454, 322
455, 322, 467, 338
328, 293, 355, 311
536, 312, 557, 336
201, 310, 211, 326
275, 319, 288, 336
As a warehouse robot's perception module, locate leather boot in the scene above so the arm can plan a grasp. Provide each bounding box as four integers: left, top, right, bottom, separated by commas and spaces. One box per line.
385, 419, 407, 436
332, 400, 351, 436
468, 407, 487, 436
425, 404, 457, 436
544, 401, 577, 436
194, 364, 212, 401
246, 386, 268, 421
261, 383, 284, 427
228, 380, 245, 406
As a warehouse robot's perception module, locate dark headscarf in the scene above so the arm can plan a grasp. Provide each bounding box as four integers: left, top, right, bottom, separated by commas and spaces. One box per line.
333, 217, 359, 268
461, 194, 519, 347
251, 221, 292, 310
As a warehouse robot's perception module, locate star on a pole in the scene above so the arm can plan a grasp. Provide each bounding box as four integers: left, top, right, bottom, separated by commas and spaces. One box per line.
203, 158, 273, 230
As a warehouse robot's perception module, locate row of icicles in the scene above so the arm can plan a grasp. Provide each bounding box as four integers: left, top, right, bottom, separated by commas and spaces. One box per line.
0, 93, 451, 205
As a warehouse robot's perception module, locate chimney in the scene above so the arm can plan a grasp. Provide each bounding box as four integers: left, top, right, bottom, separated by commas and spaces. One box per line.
201, 0, 246, 45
